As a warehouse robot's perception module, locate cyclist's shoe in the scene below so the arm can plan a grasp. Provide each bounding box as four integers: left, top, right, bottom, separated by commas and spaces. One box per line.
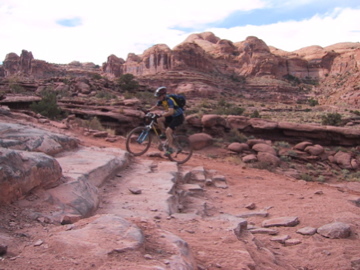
159, 134, 166, 140
164, 147, 174, 156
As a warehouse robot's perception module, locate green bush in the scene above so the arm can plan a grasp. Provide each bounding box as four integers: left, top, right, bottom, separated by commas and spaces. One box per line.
321, 113, 342, 126
226, 129, 247, 143
116, 74, 139, 92
283, 74, 301, 85
213, 99, 244, 115
250, 110, 260, 118
30, 91, 63, 120
96, 90, 116, 100
92, 73, 103, 80
308, 98, 319, 106
300, 173, 313, 181
350, 110, 360, 116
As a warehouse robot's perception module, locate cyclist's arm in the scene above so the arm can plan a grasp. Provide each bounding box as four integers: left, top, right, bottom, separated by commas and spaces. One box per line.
162, 98, 175, 117
162, 107, 174, 117
148, 105, 159, 111
148, 101, 162, 111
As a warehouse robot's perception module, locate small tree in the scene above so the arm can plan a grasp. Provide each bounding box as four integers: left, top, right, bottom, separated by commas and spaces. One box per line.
308, 98, 319, 106
116, 74, 139, 92
321, 113, 342, 126
30, 91, 62, 120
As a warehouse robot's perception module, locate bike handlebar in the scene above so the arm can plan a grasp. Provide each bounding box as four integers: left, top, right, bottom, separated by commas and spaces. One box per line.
145, 112, 161, 119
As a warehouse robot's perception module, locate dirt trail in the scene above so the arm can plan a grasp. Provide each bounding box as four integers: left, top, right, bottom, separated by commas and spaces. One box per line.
88, 135, 360, 269
1, 129, 360, 270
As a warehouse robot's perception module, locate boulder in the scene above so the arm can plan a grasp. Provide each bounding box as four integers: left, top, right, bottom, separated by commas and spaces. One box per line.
294, 141, 313, 151
227, 142, 249, 153
201, 114, 227, 128
0, 148, 62, 204
257, 152, 280, 167
333, 151, 353, 169
242, 154, 257, 163
188, 133, 213, 150
317, 222, 351, 239
304, 144, 324, 156
252, 143, 277, 156
186, 114, 202, 127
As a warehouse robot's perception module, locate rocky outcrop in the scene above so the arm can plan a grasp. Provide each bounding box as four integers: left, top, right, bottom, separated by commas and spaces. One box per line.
2, 33, 359, 107
1, 50, 100, 79
189, 114, 360, 146
0, 147, 62, 204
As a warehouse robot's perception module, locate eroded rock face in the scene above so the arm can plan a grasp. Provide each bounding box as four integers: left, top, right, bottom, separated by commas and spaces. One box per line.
0, 147, 62, 204
1, 33, 360, 107
0, 122, 79, 156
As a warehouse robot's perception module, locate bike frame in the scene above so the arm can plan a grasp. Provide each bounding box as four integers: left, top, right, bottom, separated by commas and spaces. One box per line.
126, 111, 193, 164
137, 113, 165, 145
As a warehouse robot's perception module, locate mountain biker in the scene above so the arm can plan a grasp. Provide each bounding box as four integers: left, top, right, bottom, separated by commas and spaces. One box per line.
148, 86, 184, 156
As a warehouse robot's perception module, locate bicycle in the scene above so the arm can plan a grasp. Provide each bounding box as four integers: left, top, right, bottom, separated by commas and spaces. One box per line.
125, 112, 193, 164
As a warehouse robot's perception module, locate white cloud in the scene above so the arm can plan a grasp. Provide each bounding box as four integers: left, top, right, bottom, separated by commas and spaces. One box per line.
0, 0, 359, 65
209, 7, 360, 51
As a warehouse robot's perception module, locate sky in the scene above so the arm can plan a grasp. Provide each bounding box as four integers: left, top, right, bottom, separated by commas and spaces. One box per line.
1, 0, 359, 65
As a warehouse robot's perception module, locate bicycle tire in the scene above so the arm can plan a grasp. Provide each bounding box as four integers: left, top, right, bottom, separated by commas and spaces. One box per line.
168, 135, 193, 164
125, 126, 152, 156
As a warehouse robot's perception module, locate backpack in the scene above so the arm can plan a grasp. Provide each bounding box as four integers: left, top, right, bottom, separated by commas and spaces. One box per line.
168, 94, 186, 109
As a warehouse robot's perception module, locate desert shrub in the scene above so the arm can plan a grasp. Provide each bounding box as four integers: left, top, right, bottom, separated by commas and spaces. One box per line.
72, 116, 105, 131
10, 83, 26, 93
199, 99, 213, 109
300, 173, 313, 182
211, 99, 243, 115
85, 117, 105, 131
116, 74, 139, 92
229, 74, 246, 83
346, 171, 360, 182
123, 91, 134, 99
321, 113, 342, 126
213, 99, 244, 115
96, 90, 116, 100
350, 110, 360, 116
303, 77, 319, 86
274, 141, 290, 148
135, 91, 156, 104
250, 161, 276, 172
92, 73, 103, 80
283, 74, 301, 85
306, 163, 314, 170
308, 98, 319, 106
280, 155, 292, 162
219, 106, 245, 115
226, 129, 248, 143
30, 91, 63, 120
250, 110, 260, 118
287, 150, 298, 158
224, 156, 243, 165
8, 77, 26, 94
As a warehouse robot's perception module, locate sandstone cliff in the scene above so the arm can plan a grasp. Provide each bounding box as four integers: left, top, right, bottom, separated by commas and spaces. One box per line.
1, 32, 360, 107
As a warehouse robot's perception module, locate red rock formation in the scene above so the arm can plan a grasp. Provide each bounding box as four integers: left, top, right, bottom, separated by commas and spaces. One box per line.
1, 32, 360, 107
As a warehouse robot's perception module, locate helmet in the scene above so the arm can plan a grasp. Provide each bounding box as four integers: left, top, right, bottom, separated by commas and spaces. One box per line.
154, 86, 167, 97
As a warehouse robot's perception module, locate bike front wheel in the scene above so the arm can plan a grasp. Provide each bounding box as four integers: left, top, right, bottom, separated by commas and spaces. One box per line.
168, 135, 193, 164
126, 127, 152, 156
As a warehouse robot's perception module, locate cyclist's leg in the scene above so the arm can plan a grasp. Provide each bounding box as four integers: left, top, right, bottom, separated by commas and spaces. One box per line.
166, 114, 184, 149
157, 116, 166, 135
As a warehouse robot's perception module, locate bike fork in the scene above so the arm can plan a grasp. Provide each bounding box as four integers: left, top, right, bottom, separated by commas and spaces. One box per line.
137, 128, 149, 144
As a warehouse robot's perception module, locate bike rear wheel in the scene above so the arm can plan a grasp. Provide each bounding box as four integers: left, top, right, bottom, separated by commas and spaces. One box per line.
126, 127, 152, 156
168, 135, 193, 164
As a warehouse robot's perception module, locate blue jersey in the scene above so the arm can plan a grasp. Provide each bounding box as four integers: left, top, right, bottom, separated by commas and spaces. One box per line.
157, 96, 184, 117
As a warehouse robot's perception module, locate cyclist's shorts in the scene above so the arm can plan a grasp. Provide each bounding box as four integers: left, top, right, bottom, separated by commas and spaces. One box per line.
165, 114, 184, 130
